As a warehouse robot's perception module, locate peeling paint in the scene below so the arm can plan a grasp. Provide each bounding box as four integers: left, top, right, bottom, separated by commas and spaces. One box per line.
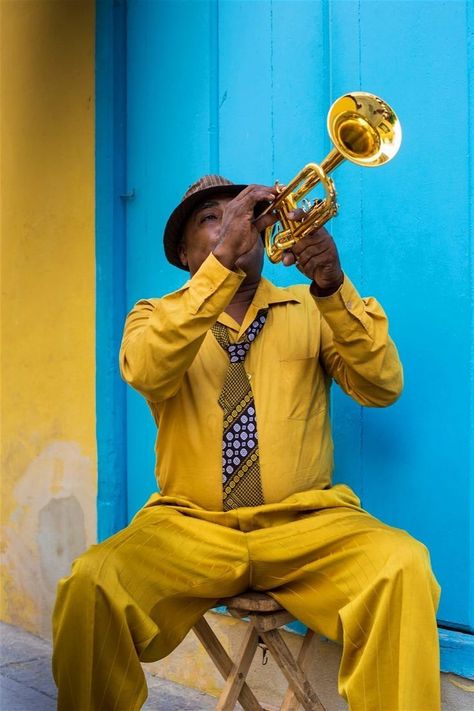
1, 441, 96, 639
38, 495, 87, 594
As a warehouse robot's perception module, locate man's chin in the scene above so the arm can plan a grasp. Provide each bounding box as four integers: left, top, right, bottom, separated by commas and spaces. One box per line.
235, 248, 264, 279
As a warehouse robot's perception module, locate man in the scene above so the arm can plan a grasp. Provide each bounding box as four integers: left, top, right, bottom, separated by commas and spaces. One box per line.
53, 175, 440, 710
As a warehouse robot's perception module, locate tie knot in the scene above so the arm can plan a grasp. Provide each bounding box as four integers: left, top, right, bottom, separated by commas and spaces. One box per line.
212, 310, 268, 361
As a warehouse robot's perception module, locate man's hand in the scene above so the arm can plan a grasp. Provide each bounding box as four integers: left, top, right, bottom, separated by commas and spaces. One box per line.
281, 212, 344, 296
213, 185, 277, 270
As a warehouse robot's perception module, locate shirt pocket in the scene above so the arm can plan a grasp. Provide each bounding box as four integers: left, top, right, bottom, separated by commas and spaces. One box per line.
279, 356, 328, 421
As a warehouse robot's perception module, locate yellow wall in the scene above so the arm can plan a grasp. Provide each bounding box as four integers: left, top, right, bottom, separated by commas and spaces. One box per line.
0, 0, 96, 638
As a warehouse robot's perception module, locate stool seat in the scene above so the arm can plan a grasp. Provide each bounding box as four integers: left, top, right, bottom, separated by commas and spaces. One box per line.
218, 591, 283, 612
193, 591, 325, 711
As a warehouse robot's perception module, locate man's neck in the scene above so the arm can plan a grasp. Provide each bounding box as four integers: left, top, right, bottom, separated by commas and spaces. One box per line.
225, 278, 261, 325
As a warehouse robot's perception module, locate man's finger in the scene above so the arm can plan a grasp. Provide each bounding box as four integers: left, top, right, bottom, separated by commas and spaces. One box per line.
287, 208, 307, 221
235, 184, 277, 205
297, 247, 335, 271
281, 250, 296, 267
291, 230, 334, 256
253, 210, 279, 232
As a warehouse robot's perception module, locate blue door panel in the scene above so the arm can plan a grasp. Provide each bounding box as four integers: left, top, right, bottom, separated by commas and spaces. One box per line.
120, 0, 472, 631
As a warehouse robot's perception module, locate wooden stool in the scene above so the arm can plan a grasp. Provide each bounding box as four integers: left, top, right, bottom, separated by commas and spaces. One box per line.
193, 591, 325, 711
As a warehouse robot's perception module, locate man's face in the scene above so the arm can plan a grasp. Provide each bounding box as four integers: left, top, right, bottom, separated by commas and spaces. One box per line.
178, 194, 264, 280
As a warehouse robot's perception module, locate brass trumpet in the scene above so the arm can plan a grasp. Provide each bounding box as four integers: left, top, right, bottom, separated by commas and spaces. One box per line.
262, 91, 402, 263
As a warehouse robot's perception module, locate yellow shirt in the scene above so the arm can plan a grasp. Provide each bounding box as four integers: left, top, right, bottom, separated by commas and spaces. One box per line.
120, 253, 403, 511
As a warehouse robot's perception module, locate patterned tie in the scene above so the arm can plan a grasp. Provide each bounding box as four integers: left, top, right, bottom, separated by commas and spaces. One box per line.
212, 311, 268, 510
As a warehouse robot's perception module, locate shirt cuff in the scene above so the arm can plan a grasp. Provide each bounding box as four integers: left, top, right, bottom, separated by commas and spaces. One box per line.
312, 275, 373, 337
185, 253, 246, 315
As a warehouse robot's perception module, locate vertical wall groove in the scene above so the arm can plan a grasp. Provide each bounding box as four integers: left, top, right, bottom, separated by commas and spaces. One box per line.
96, 0, 128, 539
209, 0, 220, 173
466, 0, 474, 629
270, 0, 275, 182
322, 0, 331, 122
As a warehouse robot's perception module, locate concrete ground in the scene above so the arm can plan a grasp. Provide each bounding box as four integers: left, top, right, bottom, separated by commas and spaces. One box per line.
1, 620, 473, 710
0, 621, 215, 711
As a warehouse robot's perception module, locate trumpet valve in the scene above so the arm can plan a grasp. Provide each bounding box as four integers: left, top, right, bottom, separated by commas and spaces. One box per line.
301, 199, 312, 214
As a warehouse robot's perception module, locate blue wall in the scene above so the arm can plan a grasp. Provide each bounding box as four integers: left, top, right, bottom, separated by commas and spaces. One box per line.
97, 0, 474, 653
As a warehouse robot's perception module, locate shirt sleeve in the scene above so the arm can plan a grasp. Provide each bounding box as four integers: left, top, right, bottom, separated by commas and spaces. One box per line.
119, 254, 245, 402
314, 275, 404, 407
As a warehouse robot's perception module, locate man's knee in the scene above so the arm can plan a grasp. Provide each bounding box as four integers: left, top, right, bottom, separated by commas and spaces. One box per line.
383, 528, 426, 562
376, 528, 439, 597
55, 542, 114, 611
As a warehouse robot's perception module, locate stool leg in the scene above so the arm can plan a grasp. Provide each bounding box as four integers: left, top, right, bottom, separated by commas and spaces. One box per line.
258, 630, 325, 711
280, 630, 323, 711
216, 623, 260, 711
193, 617, 265, 711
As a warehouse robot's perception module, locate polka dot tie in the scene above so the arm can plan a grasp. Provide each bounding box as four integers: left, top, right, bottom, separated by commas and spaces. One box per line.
211, 311, 268, 510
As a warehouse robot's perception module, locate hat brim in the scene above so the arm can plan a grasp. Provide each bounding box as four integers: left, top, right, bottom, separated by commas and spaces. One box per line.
163, 183, 248, 270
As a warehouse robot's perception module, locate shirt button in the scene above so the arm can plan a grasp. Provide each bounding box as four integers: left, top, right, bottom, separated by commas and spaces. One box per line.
346, 300, 353, 310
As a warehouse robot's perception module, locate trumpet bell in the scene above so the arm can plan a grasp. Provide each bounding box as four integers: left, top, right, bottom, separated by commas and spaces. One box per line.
327, 92, 402, 167
263, 91, 402, 263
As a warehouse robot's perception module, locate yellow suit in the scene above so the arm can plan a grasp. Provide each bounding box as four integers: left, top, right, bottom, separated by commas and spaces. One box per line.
53, 255, 440, 710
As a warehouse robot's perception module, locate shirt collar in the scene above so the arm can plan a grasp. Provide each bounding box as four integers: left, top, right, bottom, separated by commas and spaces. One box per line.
176, 270, 301, 306
219, 277, 301, 334
251, 276, 302, 309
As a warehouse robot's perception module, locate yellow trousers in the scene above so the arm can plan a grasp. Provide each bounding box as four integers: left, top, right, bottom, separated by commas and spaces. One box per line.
52, 485, 441, 711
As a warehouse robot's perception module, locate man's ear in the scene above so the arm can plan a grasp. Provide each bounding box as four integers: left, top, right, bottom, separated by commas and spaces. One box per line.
177, 241, 188, 268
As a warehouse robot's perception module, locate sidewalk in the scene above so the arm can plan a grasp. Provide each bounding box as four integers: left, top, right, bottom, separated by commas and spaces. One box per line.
1, 620, 473, 710
0, 622, 215, 711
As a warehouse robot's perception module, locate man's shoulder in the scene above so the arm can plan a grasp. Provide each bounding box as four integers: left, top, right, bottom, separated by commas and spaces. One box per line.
259, 277, 311, 302
125, 297, 162, 319
285, 282, 312, 299
128, 283, 189, 312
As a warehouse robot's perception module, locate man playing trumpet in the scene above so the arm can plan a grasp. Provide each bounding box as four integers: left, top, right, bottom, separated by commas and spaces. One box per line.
53, 175, 440, 711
